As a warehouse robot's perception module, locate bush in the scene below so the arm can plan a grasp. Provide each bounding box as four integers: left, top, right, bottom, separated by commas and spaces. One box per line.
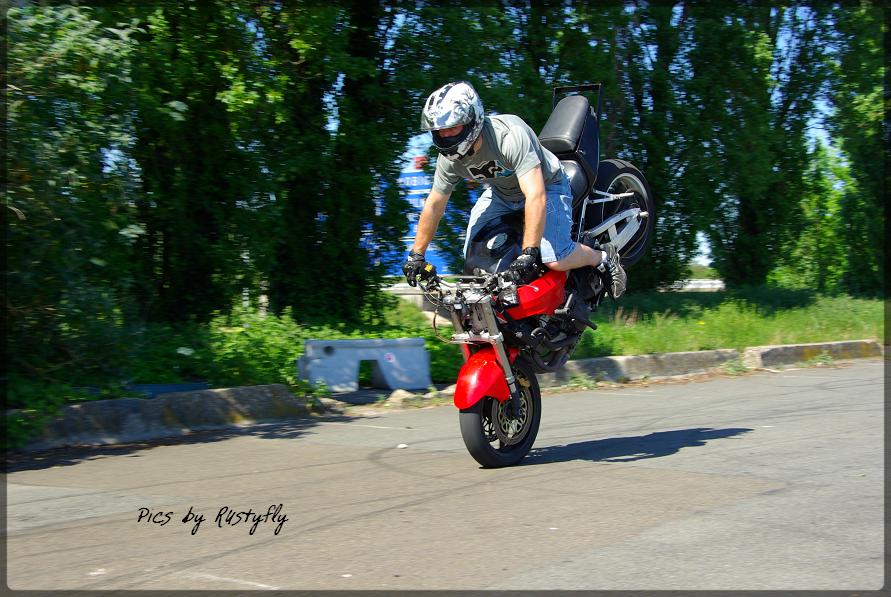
6, 290, 468, 447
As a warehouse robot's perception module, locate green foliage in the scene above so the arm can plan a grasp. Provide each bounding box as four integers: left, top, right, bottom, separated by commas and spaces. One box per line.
768, 141, 848, 292
720, 359, 751, 376
826, 3, 885, 294
119, 293, 463, 389
7, 6, 145, 386
678, 5, 833, 287
801, 351, 835, 368
5, 375, 120, 450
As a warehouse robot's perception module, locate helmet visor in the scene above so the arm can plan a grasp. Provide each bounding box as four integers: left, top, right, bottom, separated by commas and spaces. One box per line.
432, 127, 471, 157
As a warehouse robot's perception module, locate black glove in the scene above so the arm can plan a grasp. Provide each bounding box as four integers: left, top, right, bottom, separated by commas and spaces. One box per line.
507, 246, 543, 284
402, 251, 436, 287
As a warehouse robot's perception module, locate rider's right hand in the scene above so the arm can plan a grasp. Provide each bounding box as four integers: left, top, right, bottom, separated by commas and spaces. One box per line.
402, 251, 436, 287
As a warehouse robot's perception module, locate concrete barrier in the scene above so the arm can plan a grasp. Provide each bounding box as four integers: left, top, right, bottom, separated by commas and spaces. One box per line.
538, 349, 741, 387
297, 338, 432, 392
742, 339, 883, 369
17, 384, 310, 451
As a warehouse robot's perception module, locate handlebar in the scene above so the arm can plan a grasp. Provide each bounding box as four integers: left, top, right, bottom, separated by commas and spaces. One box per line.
419, 270, 503, 293
419, 270, 521, 310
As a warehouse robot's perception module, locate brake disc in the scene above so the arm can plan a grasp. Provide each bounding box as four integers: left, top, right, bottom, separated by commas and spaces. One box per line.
491, 389, 529, 446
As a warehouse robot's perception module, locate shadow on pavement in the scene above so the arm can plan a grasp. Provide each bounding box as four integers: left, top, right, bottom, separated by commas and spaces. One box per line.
524, 427, 753, 466
5, 413, 365, 473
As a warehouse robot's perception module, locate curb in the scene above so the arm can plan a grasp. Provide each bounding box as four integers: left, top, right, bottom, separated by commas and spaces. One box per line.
11, 340, 883, 452
15, 384, 313, 452
537, 349, 741, 387
741, 339, 884, 369
539, 339, 883, 388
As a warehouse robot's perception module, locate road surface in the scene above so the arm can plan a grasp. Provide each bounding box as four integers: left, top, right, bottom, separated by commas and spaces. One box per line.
6, 358, 884, 591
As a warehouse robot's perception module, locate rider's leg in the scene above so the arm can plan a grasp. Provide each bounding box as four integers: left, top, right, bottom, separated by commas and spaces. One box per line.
462, 187, 519, 258
537, 173, 589, 269
545, 242, 601, 271
538, 172, 626, 298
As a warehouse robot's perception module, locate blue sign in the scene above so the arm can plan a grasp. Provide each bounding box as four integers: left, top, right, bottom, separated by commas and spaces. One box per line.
395, 157, 478, 276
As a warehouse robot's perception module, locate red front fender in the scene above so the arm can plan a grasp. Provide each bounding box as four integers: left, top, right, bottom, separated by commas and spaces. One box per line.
453, 346, 519, 410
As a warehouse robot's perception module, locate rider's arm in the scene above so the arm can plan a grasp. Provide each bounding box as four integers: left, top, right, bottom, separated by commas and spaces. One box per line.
517, 165, 546, 249
411, 188, 451, 254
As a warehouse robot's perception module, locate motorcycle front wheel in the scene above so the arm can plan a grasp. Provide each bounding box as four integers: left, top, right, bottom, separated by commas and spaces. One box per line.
458, 357, 541, 468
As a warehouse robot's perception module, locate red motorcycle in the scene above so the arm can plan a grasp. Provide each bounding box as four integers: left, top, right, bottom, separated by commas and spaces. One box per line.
419, 83, 655, 467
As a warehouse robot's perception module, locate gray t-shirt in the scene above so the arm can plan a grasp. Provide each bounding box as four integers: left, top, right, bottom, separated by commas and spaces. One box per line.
431, 114, 562, 201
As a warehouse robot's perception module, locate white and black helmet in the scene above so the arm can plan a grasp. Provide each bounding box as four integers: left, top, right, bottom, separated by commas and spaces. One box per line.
420, 80, 485, 159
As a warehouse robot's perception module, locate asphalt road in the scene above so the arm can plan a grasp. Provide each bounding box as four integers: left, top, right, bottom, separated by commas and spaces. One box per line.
5, 358, 884, 591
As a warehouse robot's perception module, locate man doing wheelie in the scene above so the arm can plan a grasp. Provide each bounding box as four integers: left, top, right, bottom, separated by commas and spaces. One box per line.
402, 80, 626, 297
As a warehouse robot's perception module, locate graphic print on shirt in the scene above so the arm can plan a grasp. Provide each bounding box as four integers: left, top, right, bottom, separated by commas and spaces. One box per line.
468, 160, 515, 181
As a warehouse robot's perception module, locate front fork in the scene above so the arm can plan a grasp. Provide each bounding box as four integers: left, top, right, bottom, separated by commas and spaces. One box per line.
451, 298, 523, 414
481, 301, 524, 414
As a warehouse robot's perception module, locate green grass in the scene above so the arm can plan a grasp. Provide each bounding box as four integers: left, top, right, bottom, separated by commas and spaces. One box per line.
685, 263, 721, 279
350, 286, 882, 378
572, 287, 883, 358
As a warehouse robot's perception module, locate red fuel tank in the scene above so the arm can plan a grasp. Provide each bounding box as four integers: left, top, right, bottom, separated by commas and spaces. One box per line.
505, 270, 567, 320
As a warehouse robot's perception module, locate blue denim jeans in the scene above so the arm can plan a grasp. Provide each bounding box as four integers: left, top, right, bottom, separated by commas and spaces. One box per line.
463, 170, 575, 264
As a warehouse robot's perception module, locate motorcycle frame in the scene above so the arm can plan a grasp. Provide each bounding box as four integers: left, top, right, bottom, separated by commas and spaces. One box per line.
551, 83, 649, 253
577, 193, 648, 249
436, 279, 522, 408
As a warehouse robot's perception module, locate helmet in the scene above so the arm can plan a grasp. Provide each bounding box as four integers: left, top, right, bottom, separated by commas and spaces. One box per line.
420, 80, 485, 159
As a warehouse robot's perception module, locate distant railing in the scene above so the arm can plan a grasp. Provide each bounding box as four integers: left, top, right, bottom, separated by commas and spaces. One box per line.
664, 279, 725, 292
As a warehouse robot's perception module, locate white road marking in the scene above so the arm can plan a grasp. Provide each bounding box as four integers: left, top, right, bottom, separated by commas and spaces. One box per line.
572, 391, 656, 398
765, 374, 850, 379
87, 568, 107, 576
188, 573, 279, 590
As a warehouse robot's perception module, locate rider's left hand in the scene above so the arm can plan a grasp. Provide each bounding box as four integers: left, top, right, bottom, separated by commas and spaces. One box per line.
507, 246, 543, 284
402, 251, 436, 287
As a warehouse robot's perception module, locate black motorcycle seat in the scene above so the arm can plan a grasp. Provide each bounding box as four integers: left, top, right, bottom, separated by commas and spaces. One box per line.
539, 94, 599, 192
539, 95, 590, 154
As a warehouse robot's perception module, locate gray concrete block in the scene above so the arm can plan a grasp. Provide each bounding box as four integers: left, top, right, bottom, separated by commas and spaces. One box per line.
297, 337, 431, 392
742, 339, 883, 369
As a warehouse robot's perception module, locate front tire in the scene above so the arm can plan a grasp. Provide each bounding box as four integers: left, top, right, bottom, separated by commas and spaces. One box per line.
458, 357, 541, 468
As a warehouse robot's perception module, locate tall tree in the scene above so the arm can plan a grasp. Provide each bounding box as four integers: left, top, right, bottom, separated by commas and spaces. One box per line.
251, 2, 348, 317
129, 2, 255, 322
827, 2, 884, 294
770, 141, 850, 292
617, 1, 696, 288
679, 4, 831, 287
7, 6, 143, 382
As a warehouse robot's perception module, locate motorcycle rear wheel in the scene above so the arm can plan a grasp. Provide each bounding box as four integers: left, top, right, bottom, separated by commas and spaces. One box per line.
586, 159, 656, 269
458, 357, 541, 468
